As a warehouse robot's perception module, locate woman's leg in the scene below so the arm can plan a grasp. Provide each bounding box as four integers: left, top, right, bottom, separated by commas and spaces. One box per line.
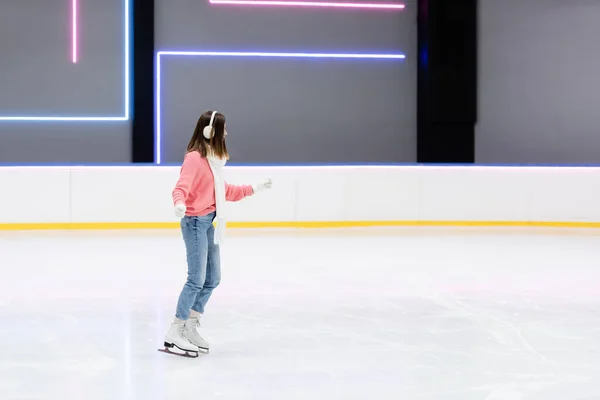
183, 214, 221, 351
174, 216, 209, 320
164, 216, 209, 353
173, 214, 215, 352
192, 220, 222, 314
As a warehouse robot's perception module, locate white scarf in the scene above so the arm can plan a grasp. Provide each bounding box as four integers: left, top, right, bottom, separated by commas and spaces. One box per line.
206, 151, 227, 245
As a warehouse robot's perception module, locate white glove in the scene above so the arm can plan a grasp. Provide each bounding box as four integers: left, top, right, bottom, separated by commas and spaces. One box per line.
252, 178, 272, 194
174, 202, 186, 218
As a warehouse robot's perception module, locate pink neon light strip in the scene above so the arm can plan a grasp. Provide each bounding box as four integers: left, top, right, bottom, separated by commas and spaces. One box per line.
72, 0, 78, 63
209, 0, 404, 9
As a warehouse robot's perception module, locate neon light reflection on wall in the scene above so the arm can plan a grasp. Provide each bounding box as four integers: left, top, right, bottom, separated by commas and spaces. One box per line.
0, 0, 130, 121
72, 0, 78, 63
209, 0, 405, 9
155, 50, 406, 164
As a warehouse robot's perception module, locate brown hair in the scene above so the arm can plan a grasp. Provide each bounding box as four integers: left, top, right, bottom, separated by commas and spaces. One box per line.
186, 110, 229, 159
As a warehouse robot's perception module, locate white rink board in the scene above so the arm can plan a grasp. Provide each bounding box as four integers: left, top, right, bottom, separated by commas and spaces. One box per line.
1, 165, 600, 225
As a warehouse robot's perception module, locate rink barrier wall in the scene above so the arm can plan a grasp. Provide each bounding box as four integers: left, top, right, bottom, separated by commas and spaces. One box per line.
1, 165, 600, 230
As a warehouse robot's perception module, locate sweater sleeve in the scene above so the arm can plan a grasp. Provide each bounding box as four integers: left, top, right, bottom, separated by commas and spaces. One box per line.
225, 182, 254, 202
172, 152, 201, 205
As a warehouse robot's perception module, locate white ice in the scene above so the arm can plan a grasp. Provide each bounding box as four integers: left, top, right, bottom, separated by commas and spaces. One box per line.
0, 227, 599, 400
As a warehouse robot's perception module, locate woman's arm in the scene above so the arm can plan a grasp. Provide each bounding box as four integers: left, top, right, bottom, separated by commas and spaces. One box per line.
225, 182, 254, 202
172, 152, 201, 205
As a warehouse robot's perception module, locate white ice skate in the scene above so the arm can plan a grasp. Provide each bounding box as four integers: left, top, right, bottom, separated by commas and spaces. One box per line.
184, 318, 209, 353
159, 323, 200, 358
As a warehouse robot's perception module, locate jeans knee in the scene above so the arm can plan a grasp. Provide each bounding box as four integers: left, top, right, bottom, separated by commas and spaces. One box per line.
185, 279, 204, 292
204, 277, 220, 290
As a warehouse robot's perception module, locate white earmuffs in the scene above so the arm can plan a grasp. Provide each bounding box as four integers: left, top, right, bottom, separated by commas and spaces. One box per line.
202, 111, 218, 139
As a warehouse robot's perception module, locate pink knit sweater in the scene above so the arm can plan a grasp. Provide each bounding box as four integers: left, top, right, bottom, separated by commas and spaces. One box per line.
172, 151, 254, 216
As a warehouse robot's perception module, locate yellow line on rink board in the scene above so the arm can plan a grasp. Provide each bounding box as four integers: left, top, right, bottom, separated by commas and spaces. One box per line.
2, 220, 600, 230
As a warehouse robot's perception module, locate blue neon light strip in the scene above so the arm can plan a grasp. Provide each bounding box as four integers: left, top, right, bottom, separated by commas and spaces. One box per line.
155, 50, 406, 164
0, 0, 130, 122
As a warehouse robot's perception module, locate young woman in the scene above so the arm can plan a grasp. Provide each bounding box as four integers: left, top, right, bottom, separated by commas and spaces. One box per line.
162, 110, 272, 357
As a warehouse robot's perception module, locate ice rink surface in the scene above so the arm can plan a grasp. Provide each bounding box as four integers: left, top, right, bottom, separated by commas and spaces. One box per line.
0, 227, 599, 400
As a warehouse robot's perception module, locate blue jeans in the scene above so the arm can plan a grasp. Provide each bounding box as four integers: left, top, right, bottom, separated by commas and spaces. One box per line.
175, 212, 221, 320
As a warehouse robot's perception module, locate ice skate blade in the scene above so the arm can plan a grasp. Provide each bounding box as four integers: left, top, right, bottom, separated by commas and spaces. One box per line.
158, 342, 200, 358
157, 347, 199, 358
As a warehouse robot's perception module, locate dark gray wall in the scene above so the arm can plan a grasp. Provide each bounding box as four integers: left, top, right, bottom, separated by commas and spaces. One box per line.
477, 0, 600, 164
156, 0, 416, 164
0, 0, 130, 163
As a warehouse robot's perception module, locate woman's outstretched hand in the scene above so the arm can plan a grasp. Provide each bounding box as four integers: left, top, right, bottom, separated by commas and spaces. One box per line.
252, 178, 273, 194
